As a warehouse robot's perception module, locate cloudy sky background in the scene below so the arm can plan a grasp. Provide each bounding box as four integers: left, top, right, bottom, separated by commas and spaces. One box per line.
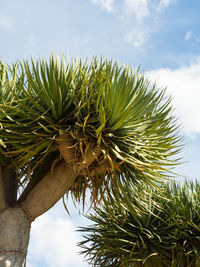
1, 0, 200, 266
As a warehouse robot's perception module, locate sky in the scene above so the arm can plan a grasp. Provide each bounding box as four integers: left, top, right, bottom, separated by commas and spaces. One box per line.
0, 0, 200, 266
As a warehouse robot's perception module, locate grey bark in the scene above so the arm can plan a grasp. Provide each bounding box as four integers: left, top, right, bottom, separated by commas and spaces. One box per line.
20, 143, 102, 222
0, 139, 103, 266
21, 161, 77, 222
0, 207, 31, 267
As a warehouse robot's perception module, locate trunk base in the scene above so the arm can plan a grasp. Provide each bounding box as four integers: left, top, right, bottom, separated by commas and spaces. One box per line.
0, 207, 30, 267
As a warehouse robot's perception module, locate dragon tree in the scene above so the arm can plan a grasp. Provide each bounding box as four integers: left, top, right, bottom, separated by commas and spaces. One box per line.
0, 56, 181, 266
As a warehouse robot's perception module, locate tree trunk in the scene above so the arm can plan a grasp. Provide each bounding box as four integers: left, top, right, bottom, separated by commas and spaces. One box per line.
0, 207, 30, 267
0, 139, 103, 266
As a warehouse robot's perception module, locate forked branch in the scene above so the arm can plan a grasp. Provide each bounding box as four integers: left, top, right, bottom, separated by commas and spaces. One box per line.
20, 134, 109, 221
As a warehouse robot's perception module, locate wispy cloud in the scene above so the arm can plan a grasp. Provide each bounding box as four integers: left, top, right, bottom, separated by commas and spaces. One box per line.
148, 59, 200, 138
122, 0, 177, 48
91, 0, 177, 48
184, 31, 192, 41
156, 0, 177, 12
123, 0, 149, 22
185, 31, 192, 41
124, 27, 154, 48
91, 0, 115, 12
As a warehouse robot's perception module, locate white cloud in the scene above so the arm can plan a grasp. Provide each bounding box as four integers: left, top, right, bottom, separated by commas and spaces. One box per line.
148, 59, 200, 137
91, 0, 115, 12
185, 31, 192, 41
123, 0, 149, 22
157, 0, 177, 12
122, 0, 177, 48
91, 0, 178, 48
0, 15, 13, 30
27, 214, 87, 267
124, 27, 153, 48
122, 0, 154, 48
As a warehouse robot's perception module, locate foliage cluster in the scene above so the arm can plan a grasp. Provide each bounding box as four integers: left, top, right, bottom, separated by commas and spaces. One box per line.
79, 180, 200, 267
0, 56, 181, 205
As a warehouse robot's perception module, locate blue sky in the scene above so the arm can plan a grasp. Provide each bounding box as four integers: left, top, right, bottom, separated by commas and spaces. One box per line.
1, 0, 200, 69
1, 0, 200, 266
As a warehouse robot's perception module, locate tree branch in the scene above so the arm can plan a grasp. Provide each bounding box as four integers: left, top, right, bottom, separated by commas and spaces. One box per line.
20, 135, 104, 222
18, 152, 59, 203
20, 161, 77, 221
0, 166, 7, 212
3, 167, 17, 207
